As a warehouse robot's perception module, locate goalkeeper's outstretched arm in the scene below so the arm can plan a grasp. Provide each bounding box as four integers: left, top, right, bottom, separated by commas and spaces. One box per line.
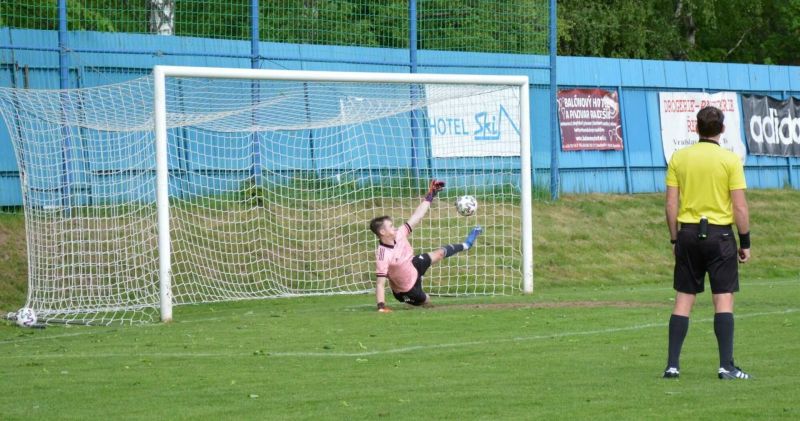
406, 180, 444, 230
405, 200, 431, 230
376, 276, 391, 312
376, 276, 387, 304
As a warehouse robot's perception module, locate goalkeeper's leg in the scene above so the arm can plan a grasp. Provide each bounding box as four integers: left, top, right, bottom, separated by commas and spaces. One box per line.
403, 227, 482, 307
429, 226, 483, 264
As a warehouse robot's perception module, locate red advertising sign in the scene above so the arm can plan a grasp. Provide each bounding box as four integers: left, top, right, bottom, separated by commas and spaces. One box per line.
557, 88, 623, 151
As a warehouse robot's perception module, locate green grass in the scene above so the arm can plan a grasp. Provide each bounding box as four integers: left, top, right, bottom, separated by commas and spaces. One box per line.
0, 210, 27, 309
0, 280, 798, 420
4, 189, 798, 312
0, 190, 798, 419
533, 190, 800, 285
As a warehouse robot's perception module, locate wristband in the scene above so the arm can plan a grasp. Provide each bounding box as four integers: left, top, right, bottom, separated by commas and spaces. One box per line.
377, 302, 386, 310
738, 231, 750, 249
670, 239, 677, 245
425, 192, 435, 202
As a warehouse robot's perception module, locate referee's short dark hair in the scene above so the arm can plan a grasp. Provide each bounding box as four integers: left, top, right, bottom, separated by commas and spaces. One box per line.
369, 216, 391, 236
697, 106, 725, 138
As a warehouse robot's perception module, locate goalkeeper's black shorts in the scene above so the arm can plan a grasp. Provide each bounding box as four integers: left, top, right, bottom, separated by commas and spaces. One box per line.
392, 253, 432, 305
673, 224, 739, 294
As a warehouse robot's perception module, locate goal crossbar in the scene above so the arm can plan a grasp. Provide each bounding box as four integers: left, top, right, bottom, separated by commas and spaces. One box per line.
0, 65, 536, 324
153, 65, 533, 323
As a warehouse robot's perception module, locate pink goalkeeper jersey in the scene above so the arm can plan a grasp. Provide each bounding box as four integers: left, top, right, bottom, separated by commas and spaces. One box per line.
375, 222, 417, 293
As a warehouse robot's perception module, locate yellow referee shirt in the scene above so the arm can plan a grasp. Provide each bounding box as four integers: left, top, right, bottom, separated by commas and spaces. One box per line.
665, 140, 747, 225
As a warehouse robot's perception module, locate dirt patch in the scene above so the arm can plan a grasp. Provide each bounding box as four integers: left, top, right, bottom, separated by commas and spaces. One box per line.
426, 300, 667, 311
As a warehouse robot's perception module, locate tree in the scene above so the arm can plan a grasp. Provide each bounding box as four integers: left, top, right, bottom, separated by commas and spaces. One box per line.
2, 1, 799, 65
557, 0, 683, 60
558, 0, 800, 65
149, 0, 174, 35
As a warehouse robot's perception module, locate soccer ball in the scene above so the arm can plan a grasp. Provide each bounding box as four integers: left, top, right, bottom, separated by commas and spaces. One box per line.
15, 307, 37, 328
456, 195, 478, 216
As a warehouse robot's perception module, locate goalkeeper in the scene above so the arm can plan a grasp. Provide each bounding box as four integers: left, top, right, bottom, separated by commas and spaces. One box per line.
369, 180, 482, 312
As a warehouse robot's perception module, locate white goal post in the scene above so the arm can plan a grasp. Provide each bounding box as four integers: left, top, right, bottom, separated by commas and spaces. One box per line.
153, 66, 534, 323
0, 65, 533, 325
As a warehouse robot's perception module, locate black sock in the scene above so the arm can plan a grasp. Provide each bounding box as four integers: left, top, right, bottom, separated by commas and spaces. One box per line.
714, 312, 735, 370
442, 243, 466, 258
667, 314, 689, 369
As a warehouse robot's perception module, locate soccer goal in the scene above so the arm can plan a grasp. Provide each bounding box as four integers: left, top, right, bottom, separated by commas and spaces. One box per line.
0, 66, 532, 324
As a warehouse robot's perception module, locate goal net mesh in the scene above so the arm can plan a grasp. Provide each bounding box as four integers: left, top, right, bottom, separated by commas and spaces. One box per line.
0, 73, 524, 324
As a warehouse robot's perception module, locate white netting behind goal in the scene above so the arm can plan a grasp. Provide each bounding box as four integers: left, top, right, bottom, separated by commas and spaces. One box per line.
0, 72, 526, 324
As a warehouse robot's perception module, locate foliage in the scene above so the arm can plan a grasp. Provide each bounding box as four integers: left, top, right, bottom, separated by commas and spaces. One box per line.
0, 0, 548, 53
416, 0, 549, 53
557, 0, 683, 60
3, 1, 799, 63
558, 0, 800, 65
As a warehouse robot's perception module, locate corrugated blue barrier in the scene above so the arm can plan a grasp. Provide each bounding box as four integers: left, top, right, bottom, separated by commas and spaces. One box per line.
1, 29, 798, 205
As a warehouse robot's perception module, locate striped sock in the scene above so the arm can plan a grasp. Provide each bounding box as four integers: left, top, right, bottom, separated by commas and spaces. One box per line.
442, 243, 466, 258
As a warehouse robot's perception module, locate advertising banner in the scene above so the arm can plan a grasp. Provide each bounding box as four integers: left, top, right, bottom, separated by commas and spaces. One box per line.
425, 86, 521, 158
741, 94, 800, 157
658, 91, 746, 163
557, 88, 623, 151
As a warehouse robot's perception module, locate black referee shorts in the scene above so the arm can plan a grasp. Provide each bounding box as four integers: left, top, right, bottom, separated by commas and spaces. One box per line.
673, 224, 739, 294
392, 253, 432, 306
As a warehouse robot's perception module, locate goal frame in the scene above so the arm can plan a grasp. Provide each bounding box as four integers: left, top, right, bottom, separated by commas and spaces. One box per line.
152, 65, 533, 323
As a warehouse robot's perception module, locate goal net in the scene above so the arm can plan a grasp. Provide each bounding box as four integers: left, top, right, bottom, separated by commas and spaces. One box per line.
0, 66, 532, 325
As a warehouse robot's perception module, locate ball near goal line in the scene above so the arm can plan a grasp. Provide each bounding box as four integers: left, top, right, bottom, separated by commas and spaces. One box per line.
15, 307, 37, 328
0, 66, 534, 324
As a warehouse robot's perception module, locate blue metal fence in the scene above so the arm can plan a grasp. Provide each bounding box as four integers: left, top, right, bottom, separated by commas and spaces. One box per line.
2, 12, 800, 206
0, 0, 559, 205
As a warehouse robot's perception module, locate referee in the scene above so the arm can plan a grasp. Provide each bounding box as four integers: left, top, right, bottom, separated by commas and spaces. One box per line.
662, 106, 752, 380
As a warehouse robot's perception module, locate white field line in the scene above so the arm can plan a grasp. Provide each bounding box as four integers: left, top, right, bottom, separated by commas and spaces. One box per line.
0, 308, 795, 360
1, 278, 796, 346
268, 308, 799, 358
521, 278, 800, 299
341, 278, 800, 310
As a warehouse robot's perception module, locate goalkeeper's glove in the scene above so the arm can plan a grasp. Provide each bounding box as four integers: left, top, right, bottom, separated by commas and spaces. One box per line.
377, 302, 392, 313
425, 179, 445, 202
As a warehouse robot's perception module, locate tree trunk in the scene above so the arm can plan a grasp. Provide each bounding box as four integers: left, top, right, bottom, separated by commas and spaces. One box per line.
673, 0, 696, 59
150, 0, 175, 35
685, 12, 696, 48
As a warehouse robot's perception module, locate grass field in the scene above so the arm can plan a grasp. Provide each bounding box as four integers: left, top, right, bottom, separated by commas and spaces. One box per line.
1, 190, 799, 419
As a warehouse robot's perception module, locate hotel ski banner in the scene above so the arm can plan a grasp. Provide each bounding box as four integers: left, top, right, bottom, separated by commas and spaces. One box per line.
425, 85, 521, 158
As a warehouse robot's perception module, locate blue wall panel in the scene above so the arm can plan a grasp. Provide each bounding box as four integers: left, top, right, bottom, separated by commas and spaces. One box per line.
790, 67, 800, 91
642, 61, 667, 87
530, 86, 551, 171
619, 60, 644, 86
706, 63, 730, 90
685, 62, 709, 89
768, 66, 790, 89
1, 28, 799, 205
748, 65, 771, 91
727, 63, 751, 90
620, 90, 651, 166
663, 61, 688, 88
644, 91, 666, 167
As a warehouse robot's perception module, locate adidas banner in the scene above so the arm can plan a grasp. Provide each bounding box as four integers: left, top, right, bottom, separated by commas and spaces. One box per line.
741, 94, 800, 157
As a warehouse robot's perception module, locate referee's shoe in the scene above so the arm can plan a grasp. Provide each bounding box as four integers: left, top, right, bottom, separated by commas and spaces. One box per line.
662, 367, 680, 379
718, 366, 752, 380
